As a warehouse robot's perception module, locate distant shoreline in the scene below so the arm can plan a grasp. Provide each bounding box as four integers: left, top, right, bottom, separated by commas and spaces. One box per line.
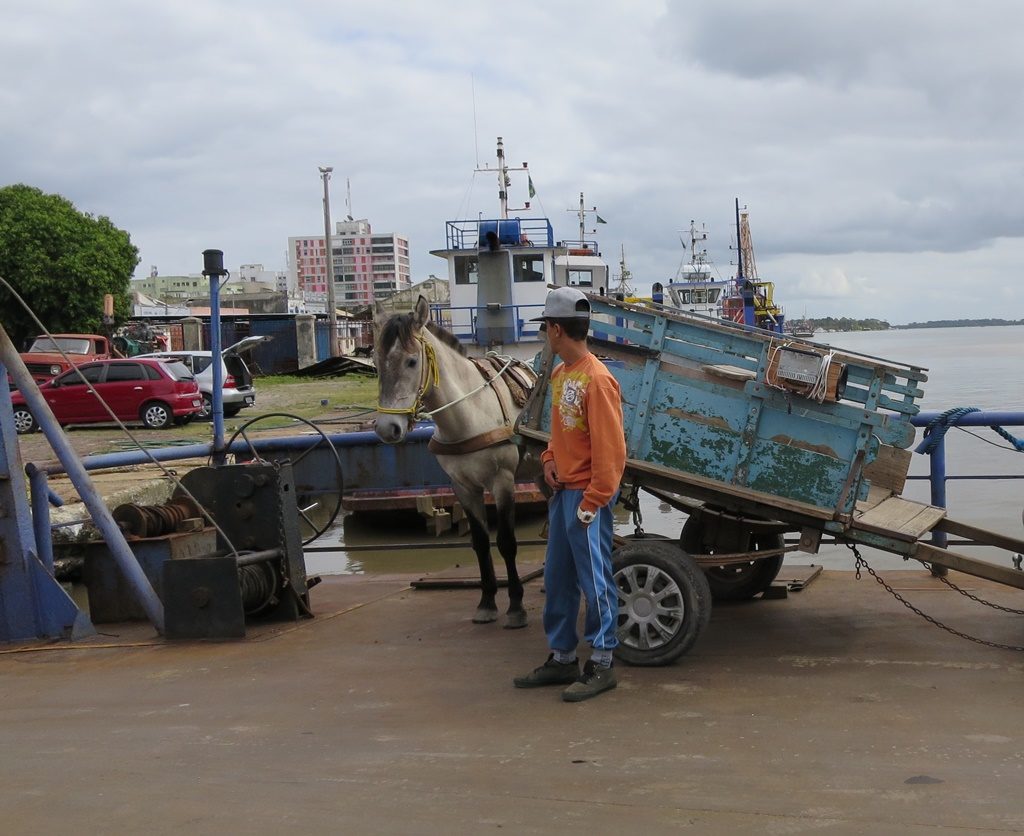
892, 320, 1024, 330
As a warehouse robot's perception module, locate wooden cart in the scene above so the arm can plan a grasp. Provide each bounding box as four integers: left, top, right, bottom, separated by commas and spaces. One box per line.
517, 295, 1024, 665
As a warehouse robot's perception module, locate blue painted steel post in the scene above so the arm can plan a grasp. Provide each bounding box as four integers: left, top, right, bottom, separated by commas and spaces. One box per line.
28, 467, 55, 574
203, 249, 228, 465
928, 439, 948, 550
0, 327, 163, 634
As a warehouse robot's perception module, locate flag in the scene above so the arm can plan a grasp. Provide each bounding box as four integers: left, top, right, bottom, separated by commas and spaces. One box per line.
596, 214, 607, 224
528, 175, 536, 198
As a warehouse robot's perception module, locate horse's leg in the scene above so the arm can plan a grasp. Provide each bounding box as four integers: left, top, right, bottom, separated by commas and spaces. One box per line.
451, 483, 499, 624
492, 472, 526, 629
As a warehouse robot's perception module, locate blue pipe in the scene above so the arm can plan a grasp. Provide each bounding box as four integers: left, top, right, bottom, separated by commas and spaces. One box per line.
0, 329, 165, 633
28, 467, 55, 574
209, 269, 225, 464
33, 425, 436, 475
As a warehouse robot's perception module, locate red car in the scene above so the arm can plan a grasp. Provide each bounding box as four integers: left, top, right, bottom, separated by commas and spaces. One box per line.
12, 358, 203, 434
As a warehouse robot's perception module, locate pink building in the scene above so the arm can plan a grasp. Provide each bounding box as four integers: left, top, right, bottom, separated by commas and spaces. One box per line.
289, 219, 411, 308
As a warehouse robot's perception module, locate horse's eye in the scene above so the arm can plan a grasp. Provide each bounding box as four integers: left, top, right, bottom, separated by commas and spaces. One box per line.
406, 357, 417, 368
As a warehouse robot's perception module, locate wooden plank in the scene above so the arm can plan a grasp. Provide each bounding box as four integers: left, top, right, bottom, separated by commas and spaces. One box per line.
855, 483, 893, 514
853, 496, 946, 541
862, 444, 912, 496
701, 364, 757, 382
913, 544, 1024, 590
934, 518, 1024, 554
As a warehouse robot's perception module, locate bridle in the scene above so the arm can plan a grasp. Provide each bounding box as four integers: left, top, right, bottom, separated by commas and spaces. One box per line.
376, 333, 440, 427
376, 332, 518, 430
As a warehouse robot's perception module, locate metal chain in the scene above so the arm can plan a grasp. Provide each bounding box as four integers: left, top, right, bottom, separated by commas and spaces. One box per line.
930, 571, 1024, 616
846, 544, 1024, 652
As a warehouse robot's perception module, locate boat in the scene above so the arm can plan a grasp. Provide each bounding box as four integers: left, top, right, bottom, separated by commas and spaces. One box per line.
653, 200, 786, 334
788, 317, 816, 339
428, 137, 609, 355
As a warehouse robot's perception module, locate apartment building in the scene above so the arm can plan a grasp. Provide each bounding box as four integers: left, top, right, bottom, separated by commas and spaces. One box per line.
288, 218, 411, 308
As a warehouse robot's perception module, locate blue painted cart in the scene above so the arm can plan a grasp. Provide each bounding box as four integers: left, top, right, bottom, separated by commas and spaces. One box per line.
517, 295, 1024, 665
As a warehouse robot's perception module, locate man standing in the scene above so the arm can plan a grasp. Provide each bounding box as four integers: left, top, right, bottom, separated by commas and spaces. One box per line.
514, 287, 627, 702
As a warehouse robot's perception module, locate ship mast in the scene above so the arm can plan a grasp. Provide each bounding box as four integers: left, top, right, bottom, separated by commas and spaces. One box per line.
567, 192, 602, 249
476, 136, 530, 220
615, 244, 635, 297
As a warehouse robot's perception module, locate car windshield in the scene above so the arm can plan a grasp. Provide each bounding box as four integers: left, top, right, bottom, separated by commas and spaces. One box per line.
162, 361, 195, 381
28, 337, 91, 354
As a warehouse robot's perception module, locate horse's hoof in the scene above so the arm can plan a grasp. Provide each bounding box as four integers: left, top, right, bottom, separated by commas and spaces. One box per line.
472, 608, 499, 624
503, 611, 528, 630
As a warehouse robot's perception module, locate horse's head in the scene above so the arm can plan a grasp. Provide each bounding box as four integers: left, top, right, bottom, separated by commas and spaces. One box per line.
373, 296, 434, 444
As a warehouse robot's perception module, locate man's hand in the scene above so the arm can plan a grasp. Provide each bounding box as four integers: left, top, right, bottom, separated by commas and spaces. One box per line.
543, 460, 562, 491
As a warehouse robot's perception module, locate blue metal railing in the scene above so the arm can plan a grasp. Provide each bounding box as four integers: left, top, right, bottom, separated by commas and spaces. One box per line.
909, 410, 1024, 548
430, 303, 547, 343
443, 218, 555, 250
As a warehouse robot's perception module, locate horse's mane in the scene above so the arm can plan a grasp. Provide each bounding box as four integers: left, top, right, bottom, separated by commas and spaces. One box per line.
378, 311, 466, 356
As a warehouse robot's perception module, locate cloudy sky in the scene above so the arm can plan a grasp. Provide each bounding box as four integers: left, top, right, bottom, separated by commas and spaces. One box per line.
3, 0, 1022, 324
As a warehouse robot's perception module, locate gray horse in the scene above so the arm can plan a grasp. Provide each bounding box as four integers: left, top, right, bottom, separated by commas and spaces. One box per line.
373, 297, 538, 628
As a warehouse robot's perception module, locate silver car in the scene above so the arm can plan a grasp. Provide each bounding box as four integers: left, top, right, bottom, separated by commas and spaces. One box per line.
138, 336, 266, 419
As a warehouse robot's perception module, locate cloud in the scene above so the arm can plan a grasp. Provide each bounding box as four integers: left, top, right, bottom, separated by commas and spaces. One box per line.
1, 0, 1022, 324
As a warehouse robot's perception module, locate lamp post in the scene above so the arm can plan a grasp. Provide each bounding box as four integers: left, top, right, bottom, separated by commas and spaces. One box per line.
319, 166, 339, 358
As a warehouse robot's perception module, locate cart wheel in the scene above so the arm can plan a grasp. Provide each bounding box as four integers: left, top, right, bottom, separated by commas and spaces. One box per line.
612, 541, 711, 667
681, 510, 785, 601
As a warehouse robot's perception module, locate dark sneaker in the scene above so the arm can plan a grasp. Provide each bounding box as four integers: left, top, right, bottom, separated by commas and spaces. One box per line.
513, 654, 579, 688
562, 660, 617, 702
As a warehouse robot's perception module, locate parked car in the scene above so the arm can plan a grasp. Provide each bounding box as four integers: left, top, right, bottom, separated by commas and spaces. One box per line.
137, 336, 265, 420
11, 358, 202, 434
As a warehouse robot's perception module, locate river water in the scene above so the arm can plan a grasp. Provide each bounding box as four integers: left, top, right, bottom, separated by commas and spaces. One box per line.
306, 326, 1024, 576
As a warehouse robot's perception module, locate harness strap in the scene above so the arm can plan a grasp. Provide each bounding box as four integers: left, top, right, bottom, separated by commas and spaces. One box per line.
428, 425, 516, 456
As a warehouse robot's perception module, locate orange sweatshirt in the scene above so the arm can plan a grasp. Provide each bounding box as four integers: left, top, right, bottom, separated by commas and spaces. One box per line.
540, 352, 627, 513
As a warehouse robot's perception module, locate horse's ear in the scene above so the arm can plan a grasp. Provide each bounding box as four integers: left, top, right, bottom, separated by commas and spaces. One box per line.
414, 295, 430, 328
373, 300, 388, 326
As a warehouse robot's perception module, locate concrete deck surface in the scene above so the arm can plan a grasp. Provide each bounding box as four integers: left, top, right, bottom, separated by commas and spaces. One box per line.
1, 568, 1022, 834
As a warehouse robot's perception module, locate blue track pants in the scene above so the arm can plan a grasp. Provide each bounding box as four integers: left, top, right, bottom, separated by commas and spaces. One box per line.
542, 488, 619, 654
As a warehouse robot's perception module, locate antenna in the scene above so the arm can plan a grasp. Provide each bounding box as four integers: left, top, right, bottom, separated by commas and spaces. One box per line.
471, 75, 480, 169
346, 178, 353, 221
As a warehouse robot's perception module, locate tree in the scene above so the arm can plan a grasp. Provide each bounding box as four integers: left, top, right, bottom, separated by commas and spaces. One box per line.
0, 184, 139, 347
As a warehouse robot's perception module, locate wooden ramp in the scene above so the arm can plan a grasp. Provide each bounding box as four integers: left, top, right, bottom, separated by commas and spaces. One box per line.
851, 496, 946, 542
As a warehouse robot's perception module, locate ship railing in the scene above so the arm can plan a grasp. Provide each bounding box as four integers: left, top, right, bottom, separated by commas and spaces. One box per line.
444, 218, 555, 250
429, 303, 546, 343
909, 410, 1024, 549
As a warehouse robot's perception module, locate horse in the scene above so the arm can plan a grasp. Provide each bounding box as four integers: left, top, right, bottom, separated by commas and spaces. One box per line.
373, 297, 539, 628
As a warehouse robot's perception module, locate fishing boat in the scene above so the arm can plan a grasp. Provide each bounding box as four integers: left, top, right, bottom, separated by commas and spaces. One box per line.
654, 200, 786, 334
428, 137, 609, 355
788, 317, 816, 339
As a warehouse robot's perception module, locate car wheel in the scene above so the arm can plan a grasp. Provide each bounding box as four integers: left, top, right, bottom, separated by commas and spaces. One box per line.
12, 406, 37, 434
223, 405, 242, 418
173, 414, 194, 426
197, 393, 212, 420
141, 401, 173, 429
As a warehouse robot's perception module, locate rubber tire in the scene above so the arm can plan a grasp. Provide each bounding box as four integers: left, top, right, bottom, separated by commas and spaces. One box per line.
681, 512, 785, 601
173, 414, 194, 426
141, 401, 173, 429
612, 541, 712, 667
13, 406, 37, 434
223, 405, 242, 418
197, 393, 213, 420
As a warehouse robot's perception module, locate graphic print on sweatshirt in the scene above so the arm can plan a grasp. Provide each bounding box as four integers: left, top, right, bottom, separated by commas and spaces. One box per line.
555, 371, 589, 433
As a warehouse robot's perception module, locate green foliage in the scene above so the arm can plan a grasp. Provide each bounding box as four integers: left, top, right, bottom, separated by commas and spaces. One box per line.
808, 316, 891, 332
896, 318, 1024, 329
0, 184, 139, 346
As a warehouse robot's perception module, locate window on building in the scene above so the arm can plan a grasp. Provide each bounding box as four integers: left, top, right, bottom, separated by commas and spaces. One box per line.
567, 269, 593, 287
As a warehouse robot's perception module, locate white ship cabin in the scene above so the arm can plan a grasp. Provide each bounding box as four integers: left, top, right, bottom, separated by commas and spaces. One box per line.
429, 217, 608, 353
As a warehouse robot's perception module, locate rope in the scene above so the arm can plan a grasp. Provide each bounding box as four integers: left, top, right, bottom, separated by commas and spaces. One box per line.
914, 406, 1024, 455
990, 424, 1024, 452
914, 406, 980, 455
